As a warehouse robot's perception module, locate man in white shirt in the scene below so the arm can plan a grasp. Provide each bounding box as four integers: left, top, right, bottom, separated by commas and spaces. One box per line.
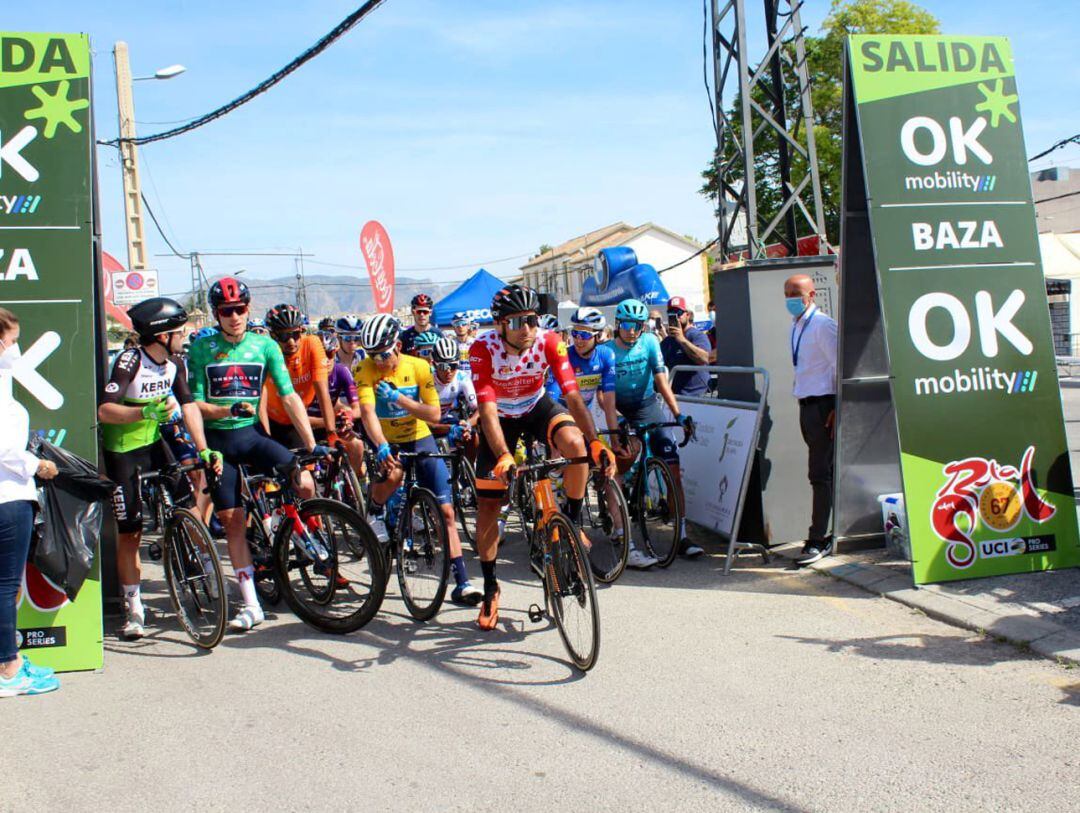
784, 274, 838, 565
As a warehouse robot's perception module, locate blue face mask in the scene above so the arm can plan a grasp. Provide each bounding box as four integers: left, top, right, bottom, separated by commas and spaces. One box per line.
785, 297, 807, 318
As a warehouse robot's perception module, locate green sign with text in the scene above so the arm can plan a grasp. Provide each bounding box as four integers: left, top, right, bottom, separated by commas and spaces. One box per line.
2, 32, 103, 670
847, 35, 1079, 584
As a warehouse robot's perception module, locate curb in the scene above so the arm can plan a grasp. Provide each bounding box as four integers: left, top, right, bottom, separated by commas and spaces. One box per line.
776, 548, 1080, 667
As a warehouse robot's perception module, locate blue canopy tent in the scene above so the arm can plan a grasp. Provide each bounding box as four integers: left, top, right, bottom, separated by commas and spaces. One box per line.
433, 268, 508, 326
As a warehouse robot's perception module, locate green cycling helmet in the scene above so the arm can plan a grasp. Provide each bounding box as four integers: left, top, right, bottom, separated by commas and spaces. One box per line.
615, 299, 649, 323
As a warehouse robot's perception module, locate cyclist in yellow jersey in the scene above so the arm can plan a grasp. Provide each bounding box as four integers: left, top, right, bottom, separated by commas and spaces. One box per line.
355, 315, 482, 605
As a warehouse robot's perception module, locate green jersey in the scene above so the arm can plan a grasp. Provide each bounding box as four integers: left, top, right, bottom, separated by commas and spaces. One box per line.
187, 331, 294, 430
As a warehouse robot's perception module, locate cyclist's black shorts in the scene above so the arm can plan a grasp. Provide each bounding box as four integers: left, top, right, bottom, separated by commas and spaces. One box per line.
617, 396, 679, 464
267, 419, 304, 452
205, 425, 295, 511
104, 441, 175, 534
475, 394, 575, 499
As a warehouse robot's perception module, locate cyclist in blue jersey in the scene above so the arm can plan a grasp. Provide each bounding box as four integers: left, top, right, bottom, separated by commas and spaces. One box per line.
606, 298, 701, 559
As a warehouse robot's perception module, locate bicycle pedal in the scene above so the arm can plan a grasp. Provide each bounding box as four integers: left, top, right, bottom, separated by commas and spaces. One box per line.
527, 603, 545, 623
147, 542, 163, 561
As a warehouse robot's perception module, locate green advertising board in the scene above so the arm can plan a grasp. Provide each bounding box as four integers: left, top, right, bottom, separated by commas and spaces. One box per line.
842, 35, 1079, 584
1, 32, 104, 669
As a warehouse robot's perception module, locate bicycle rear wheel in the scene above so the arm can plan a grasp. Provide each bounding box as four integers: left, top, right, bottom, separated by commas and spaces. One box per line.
246, 518, 281, 606
163, 508, 227, 649
584, 476, 631, 584
274, 498, 386, 634
545, 513, 600, 671
638, 458, 681, 568
397, 488, 450, 622
454, 457, 479, 551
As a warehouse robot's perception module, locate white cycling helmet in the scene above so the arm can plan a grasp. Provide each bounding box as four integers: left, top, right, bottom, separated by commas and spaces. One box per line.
360, 313, 401, 351
432, 336, 459, 364
570, 306, 606, 331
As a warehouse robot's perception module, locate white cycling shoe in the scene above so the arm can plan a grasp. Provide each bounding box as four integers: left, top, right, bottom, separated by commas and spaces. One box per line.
627, 548, 659, 569
228, 605, 265, 633
119, 614, 146, 640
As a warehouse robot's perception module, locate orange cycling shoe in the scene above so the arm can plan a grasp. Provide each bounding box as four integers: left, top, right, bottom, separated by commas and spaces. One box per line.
477, 587, 501, 631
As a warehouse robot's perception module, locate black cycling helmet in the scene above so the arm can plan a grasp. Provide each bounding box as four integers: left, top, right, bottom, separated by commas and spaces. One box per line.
129, 297, 188, 339
208, 276, 251, 308
491, 284, 540, 320
317, 316, 336, 333
265, 303, 306, 333
411, 293, 434, 310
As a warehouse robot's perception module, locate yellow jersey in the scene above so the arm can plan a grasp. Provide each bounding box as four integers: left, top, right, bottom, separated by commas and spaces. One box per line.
355, 354, 439, 443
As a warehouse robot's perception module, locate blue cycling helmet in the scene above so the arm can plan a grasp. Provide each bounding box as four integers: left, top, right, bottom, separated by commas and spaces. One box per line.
413, 330, 442, 350
247, 317, 266, 329
191, 326, 219, 342
451, 312, 470, 327
336, 314, 364, 333
615, 299, 649, 323
570, 306, 606, 331
539, 314, 560, 330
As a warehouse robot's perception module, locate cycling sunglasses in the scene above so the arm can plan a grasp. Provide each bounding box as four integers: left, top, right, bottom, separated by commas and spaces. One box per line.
571, 329, 597, 341
502, 314, 539, 330
339, 333, 362, 342
275, 330, 303, 342
371, 347, 396, 361
415, 347, 434, 358
412, 308, 432, 316
619, 320, 645, 332
435, 362, 458, 373
217, 305, 248, 318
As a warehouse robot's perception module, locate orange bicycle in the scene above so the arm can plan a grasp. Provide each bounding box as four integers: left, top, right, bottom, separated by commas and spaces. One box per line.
512, 454, 600, 672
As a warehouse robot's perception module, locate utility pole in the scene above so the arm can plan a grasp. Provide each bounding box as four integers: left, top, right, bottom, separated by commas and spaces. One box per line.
113, 42, 148, 274
294, 249, 309, 315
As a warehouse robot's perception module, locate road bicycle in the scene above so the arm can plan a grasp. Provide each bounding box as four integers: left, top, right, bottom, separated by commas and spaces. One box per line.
511, 455, 601, 672
435, 433, 479, 552
602, 417, 695, 568
313, 443, 367, 519
140, 460, 227, 649
236, 451, 386, 633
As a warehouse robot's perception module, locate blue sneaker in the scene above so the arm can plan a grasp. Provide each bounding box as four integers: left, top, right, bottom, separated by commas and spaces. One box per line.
451, 581, 483, 606
20, 656, 54, 679
0, 661, 59, 697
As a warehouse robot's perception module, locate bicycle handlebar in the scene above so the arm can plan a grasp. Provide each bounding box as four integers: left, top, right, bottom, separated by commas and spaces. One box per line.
598, 417, 696, 447
139, 458, 208, 483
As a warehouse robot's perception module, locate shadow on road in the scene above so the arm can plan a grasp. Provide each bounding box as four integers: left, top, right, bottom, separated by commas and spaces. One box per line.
778, 632, 1033, 667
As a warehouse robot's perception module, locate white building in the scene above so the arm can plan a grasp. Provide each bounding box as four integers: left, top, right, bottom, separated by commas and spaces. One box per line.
516, 222, 712, 317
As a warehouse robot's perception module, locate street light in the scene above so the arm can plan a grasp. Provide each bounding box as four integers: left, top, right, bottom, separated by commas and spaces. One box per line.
133, 64, 186, 82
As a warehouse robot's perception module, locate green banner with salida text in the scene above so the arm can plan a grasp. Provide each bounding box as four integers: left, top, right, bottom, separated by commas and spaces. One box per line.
848, 35, 1079, 584
2, 32, 103, 670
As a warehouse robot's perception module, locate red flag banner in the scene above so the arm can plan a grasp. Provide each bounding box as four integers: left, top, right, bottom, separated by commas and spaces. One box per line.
360, 220, 395, 313
102, 251, 133, 329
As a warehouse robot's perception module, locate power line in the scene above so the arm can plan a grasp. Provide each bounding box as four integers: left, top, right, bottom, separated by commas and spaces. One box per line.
100, 1, 387, 147
655, 238, 718, 274
1035, 190, 1080, 205
140, 192, 187, 258
1030, 133, 1080, 163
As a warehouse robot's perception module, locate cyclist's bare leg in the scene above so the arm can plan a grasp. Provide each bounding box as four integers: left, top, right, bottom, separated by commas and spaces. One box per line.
187, 469, 213, 525
371, 463, 404, 507
219, 507, 253, 570
295, 469, 316, 500
343, 436, 365, 478
476, 497, 503, 562
116, 532, 142, 586
553, 424, 588, 501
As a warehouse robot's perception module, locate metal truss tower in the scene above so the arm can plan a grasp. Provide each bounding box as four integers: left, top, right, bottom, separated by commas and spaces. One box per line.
710, 0, 827, 258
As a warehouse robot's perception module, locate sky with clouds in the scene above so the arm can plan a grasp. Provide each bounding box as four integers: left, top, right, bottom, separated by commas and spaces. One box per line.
3, 0, 1078, 300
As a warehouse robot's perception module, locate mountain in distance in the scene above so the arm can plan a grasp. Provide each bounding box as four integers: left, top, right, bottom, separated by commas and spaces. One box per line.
205, 273, 458, 320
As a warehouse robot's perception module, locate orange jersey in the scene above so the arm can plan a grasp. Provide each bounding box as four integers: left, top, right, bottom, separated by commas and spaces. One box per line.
265, 334, 328, 424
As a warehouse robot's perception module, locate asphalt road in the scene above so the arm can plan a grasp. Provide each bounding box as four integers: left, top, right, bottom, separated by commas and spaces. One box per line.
5, 538, 1080, 812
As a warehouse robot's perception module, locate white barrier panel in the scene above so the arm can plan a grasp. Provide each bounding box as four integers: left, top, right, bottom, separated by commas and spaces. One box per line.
678, 400, 759, 538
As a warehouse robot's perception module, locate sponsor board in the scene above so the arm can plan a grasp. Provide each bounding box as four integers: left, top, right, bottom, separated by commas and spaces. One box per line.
2, 31, 103, 670
847, 34, 1079, 583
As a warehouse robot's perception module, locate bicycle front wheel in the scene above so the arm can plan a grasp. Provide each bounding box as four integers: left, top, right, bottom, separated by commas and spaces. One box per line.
163, 508, 227, 649
585, 476, 631, 584
455, 457, 479, 552
638, 458, 681, 568
545, 513, 600, 671
397, 489, 450, 622
274, 498, 386, 634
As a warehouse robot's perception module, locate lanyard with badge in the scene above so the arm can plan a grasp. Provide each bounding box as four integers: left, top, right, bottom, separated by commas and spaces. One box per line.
791, 306, 816, 367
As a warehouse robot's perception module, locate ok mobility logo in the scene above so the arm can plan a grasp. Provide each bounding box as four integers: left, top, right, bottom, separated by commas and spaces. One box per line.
914, 367, 1038, 397
0, 194, 42, 214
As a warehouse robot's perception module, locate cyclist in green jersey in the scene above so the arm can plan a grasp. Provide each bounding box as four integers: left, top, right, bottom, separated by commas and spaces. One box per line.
98, 298, 223, 639
187, 277, 330, 632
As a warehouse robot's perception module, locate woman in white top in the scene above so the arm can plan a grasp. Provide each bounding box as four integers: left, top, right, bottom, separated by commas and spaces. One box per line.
0, 307, 61, 697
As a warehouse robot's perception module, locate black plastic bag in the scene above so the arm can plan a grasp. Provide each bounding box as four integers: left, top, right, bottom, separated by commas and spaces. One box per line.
28, 437, 116, 601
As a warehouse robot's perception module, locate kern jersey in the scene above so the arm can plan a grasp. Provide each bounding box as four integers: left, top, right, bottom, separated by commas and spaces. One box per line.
102, 348, 193, 453
469, 328, 578, 418
355, 354, 439, 443
435, 370, 478, 420
265, 334, 328, 425
187, 331, 294, 431
606, 333, 667, 410
547, 344, 616, 408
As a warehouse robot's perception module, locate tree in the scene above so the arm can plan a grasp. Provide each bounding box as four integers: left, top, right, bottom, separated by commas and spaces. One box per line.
700, 0, 939, 248
538, 244, 554, 255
